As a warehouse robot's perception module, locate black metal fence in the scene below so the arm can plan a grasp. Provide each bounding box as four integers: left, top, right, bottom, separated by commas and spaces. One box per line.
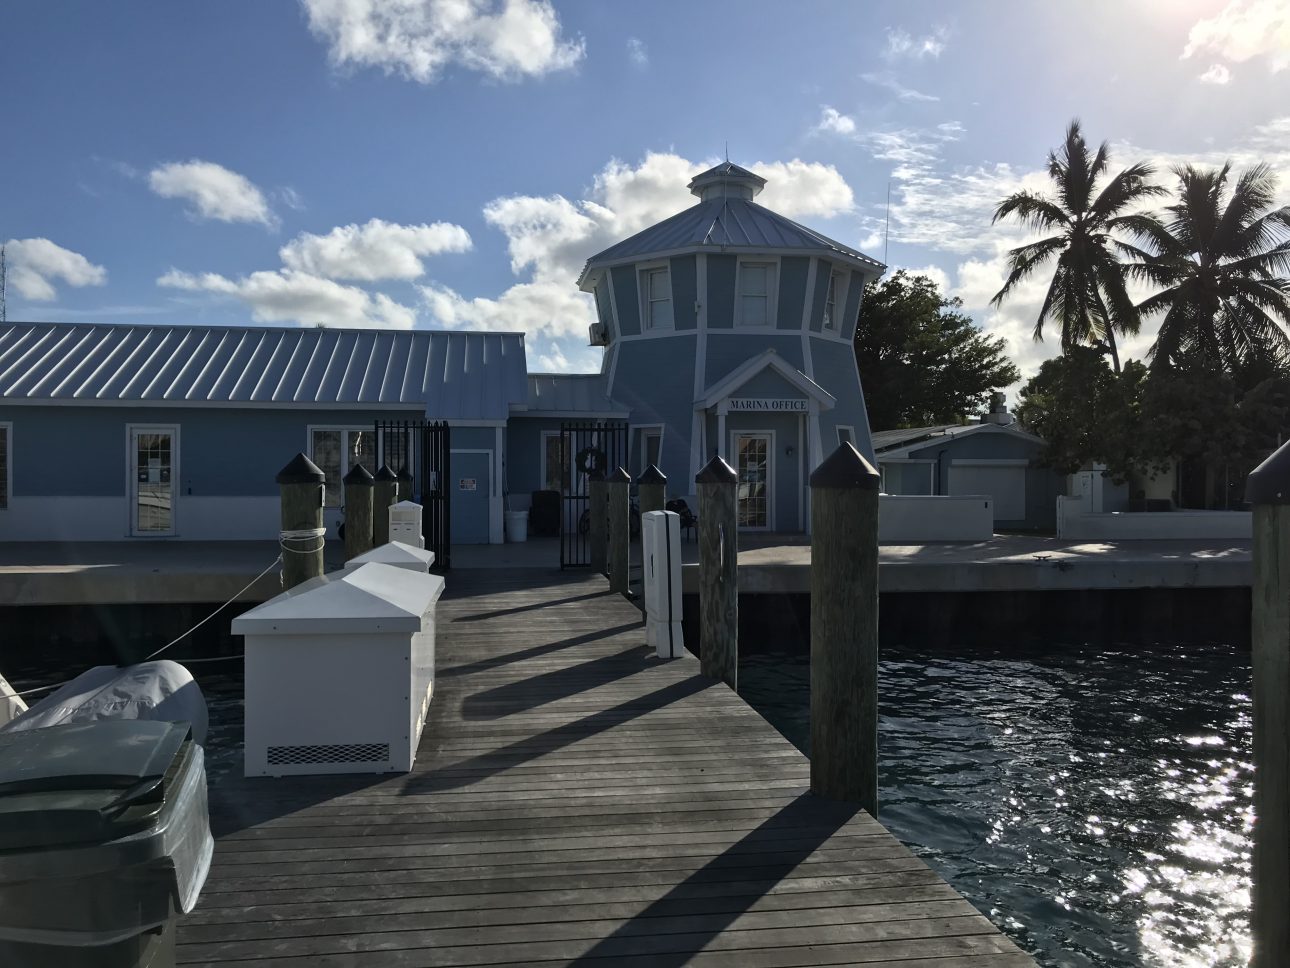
559, 421, 628, 569
374, 419, 451, 570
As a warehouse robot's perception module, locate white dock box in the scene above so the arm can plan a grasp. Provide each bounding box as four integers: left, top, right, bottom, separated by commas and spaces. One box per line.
344, 540, 436, 573
231, 562, 444, 777
388, 501, 425, 549
641, 510, 686, 658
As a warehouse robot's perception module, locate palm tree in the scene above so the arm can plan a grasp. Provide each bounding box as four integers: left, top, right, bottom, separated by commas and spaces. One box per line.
1127, 162, 1290, 374
991, 120, 1165, 372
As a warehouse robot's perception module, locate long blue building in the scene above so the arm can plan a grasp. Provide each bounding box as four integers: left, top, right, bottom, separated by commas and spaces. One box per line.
0, 162, 883, 545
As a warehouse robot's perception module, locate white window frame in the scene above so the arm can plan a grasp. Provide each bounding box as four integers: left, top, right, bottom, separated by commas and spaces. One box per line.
734, 258, 779, 328
822, 269, 847, 331
633, 424, 664, 475
0, 422, 10, 511
835, 425, 855, 447
126, 423, 180, 537
730, 429, 776, 531
307, 425, 384, 509
638, 261, 674, 332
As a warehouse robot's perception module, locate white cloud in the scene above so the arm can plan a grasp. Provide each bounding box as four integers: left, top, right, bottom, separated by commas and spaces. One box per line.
148, 160, 276, 226
536, 341, 570, 371
4, 238, 107, 301
158, 268, 416, 328
1199, 63, 1232, 84
626, 37, 648, 68
300, 0, 585, 83
279, 218, 472, 281
883, 26, 948, 61
420, 152, 857, 341
892, 264, 950, 292
815, 106, 857, 136
1182, 0, 1290, 72
860, 71, 939, 102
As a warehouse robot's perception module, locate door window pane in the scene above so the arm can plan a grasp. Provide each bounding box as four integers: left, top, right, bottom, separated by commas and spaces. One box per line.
735, 435, 769, 528
349, 430, 376, 479
311, 429, 342, 508
135, 432, 173, 533
543, 433, 568, 491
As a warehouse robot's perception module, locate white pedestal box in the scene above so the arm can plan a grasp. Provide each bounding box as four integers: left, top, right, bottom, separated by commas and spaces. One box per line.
389, 501, 424, 549
230, 562, 445, 778
641, 511, 686, 659
344, 541, 435, 573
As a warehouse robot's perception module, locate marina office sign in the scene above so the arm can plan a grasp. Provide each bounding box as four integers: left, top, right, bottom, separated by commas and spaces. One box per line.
727, 398, 809, 413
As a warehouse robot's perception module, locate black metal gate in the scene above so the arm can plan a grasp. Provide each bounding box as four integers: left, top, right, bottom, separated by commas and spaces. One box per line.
374, 419, 451, 570
560, 420, 628, 569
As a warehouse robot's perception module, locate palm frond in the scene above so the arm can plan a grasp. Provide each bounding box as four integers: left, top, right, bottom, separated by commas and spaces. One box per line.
992, 192, 1069, 230
989, 235, 1067, 307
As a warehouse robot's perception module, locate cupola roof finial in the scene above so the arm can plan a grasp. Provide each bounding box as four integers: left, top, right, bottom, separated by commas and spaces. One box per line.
687, 161, 767, 201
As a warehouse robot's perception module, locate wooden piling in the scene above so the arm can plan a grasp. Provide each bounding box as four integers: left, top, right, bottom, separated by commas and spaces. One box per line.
373, 464, 398, 546
808, 442, 881, 814
342, 463, 374, 561
589, 472, 608, 575
637, 464, 666, 517
696, 456, 738, 689
276, 453, 326, 590
607, 466, 631, 595
1247, 442, 1290, 968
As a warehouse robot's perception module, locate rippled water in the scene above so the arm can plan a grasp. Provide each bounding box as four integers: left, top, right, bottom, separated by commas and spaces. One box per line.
8, 641, 1251, 967
740, 644, 1253, 968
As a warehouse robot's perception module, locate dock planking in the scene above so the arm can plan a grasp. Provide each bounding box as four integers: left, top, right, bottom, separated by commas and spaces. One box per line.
180, 569, 1033, 967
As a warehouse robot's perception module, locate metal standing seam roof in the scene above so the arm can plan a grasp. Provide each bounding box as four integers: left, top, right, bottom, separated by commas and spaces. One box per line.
578, 197, 885, 286
0, 322, 530, 420
524, 373, 625, 414
870, 424, 965, 452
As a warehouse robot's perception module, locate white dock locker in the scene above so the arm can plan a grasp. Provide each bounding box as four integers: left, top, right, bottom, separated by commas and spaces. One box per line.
641, 510, 686, 658
231, 562, 445, 777
388, 501, 425, 548
344, 540, 436, 573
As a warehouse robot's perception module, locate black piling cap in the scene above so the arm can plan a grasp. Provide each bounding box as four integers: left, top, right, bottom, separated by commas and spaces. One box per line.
695, 455, 737, 485
1247, 440, 1290, 505
397, 464, 414, 484
637, 464, 667, 486
343, 463, 374, 486
374, 464, 399, 482
809, 442, 880, 490
276, 452, 326, 485
607, 466, 631, 484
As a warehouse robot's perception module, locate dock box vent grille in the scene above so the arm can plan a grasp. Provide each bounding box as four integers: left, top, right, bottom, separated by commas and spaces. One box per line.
266, 743, 390, 766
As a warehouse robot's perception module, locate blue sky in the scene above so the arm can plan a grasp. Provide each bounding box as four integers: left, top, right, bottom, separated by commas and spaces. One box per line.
5, 0, 1290, 381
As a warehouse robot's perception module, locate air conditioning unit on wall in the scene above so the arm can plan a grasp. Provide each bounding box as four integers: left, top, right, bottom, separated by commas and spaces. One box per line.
588, 322, 608, 346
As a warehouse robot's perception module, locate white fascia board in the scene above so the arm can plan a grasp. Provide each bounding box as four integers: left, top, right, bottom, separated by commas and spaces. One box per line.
583, 243, 882, 280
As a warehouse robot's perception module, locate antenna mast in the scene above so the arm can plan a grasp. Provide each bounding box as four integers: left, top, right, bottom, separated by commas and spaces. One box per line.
0, 245, 6, 324
883, 181, 891, 265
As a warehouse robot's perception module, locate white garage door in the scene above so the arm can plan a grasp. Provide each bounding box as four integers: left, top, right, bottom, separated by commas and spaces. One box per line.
948, 461, 1026, 521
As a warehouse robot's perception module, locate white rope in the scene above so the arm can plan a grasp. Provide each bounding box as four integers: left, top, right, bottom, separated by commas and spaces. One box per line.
8, 555, 284, 699
280, 526, 327, 555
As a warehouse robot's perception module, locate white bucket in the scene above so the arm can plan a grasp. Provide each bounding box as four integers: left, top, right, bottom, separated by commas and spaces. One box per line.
505, 510, 529, 543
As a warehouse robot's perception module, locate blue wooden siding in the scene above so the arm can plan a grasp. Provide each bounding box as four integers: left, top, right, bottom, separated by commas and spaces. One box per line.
731, 368, 807, 399
776, 257, 809, 330
807, 335, 873, 463
609, 334, 698, 489
670, 255, 698, 330
704, 334, 804, 388
594, 284, 614, 339
706, 255, 736, 329
610, 266, 641, 336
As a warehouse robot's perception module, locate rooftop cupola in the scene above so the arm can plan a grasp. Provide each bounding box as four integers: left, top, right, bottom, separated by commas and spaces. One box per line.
687, 162, 767, 202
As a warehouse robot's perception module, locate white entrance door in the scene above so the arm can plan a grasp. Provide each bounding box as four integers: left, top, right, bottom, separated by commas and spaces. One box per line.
733, 433, 772, 530
130, 425, 178, 536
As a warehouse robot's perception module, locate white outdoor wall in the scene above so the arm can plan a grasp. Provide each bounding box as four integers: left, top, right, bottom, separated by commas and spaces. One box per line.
878, 494, 994, 543
1057, 489, 1252, 540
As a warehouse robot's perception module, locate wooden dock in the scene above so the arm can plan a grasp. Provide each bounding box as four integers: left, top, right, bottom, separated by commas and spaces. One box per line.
179, 569, 1032, 967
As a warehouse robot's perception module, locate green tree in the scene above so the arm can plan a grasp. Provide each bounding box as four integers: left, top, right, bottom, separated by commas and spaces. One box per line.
855, 270, 1019, 430
991, 120, 1165, 372
1015, 346, 1144, 480
1128, 162, 1290, 373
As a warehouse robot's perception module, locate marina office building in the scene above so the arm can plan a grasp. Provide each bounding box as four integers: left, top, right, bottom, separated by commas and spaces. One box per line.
0, 163, 884, 545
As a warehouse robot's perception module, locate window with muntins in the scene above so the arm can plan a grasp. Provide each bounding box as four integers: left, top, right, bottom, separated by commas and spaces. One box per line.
311, 427, 406, 508
643, 267, 672, 330
738, 262, 773, 326
823, 271, 843, 330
